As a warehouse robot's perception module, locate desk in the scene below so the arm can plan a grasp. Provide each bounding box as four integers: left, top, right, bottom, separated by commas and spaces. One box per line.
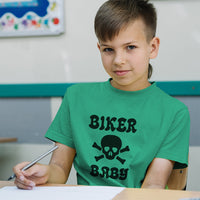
0, 181, 15, 188
113, 188, 200, 200
0, 137, 17, 143
1, 181, 200, 200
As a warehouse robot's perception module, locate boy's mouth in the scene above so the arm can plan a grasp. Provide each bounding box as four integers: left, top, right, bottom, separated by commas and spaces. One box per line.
114, 70, 130, 76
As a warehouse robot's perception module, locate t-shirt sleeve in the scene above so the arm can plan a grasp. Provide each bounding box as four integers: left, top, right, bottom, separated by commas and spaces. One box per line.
156, 107, 190, 169
45, 89, 75, 149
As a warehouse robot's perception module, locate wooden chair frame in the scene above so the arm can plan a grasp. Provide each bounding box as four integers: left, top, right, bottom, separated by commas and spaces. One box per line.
167, 167, 188, 190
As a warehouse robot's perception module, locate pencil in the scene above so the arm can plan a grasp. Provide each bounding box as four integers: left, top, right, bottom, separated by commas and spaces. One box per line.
7, 145, 58, 181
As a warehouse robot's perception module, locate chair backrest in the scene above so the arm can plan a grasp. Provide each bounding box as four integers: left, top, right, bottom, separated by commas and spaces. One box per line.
167, 167, 188, 190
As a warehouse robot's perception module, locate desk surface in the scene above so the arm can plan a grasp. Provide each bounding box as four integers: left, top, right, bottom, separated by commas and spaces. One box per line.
0, 137, 17, 143
1, 181, 200, 200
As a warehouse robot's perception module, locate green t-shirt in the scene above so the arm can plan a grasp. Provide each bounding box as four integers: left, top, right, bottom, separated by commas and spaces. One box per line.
45, 80, 190, 188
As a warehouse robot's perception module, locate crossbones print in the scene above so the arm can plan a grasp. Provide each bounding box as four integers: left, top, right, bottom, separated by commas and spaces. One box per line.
92, 135, 130, 164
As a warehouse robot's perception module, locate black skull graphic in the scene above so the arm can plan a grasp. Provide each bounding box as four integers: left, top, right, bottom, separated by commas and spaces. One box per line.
101, 135, 122, 159
92, 135, 130, 164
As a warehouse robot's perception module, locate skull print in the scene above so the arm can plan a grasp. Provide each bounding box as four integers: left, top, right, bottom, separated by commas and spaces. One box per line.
92, 135, 130, 164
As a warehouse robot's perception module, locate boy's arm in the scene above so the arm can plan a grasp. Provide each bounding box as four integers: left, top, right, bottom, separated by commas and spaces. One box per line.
48, 142, 76, 183
14, 142, 76, 189
141, 158, 174, 189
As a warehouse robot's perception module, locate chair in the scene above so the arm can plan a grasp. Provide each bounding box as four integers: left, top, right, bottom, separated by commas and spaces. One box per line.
167, 167, 188, 190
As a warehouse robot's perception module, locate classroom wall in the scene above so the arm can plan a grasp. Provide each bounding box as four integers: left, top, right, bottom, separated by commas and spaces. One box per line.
0, 0, 107, 84
0, 0, 200, 83
0, 0, 200, 191
151, 0, 200, 81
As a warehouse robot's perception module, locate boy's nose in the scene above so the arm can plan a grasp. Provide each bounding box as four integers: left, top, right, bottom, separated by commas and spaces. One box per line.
113, 51, 126, 65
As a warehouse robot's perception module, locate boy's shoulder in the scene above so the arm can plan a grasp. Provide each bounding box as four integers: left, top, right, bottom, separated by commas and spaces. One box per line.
65, 81, 106, 96
154, 83, 188, 110
68, 81, 105, 90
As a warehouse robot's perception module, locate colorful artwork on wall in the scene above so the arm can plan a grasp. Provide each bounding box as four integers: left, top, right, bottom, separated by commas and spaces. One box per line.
0, 0, 64, 37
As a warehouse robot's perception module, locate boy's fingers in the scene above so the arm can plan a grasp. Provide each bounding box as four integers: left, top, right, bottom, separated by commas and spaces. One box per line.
12, 162, 30, 182
14, 175, 35, 190
14, 162, 41, 179
15, 179, 35, 190
13, 161, 30, 175
21, 163, 44, 178
13, 161, 37, 190
13, 163, 48, 189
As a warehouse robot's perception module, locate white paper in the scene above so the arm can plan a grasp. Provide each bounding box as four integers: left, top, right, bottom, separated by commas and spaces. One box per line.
179, 199, 200, 200
0, 186, 124, 200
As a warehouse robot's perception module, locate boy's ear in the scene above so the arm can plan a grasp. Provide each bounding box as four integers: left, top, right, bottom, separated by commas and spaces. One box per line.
97, 42, 101, 50
149, 37, 160, 59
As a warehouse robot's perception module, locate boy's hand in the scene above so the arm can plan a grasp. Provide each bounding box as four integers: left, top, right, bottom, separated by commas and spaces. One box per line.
13, 162, 49, 190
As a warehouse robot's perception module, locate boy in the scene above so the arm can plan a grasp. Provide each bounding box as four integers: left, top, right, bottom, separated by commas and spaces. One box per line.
13, 0, 190, 190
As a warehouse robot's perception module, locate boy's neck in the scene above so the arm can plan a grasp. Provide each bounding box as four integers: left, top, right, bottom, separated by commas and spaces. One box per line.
110, 79, 151, 92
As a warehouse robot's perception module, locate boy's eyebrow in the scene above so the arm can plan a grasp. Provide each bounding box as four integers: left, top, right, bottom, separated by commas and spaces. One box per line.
123, 41, 137, 45
99, 41, 137, 47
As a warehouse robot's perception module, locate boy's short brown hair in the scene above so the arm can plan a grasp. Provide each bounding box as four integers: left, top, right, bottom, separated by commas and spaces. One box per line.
94, 0, 157, 42
94, 0, 157, 79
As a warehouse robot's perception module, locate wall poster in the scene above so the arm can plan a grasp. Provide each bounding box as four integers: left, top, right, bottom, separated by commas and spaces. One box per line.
0, 0, 64, 37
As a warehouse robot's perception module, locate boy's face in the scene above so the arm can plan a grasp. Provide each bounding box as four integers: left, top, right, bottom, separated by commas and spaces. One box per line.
97, 18, 160, 91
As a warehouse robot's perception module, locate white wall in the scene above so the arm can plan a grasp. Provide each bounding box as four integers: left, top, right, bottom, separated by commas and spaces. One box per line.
0, 0, 199, 83
151, 0, 200, 81
0, 0, 107, 84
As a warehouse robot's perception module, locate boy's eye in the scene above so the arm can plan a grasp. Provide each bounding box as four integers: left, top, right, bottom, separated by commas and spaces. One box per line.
127, 45, 136, 50
103, 48, 113, 52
